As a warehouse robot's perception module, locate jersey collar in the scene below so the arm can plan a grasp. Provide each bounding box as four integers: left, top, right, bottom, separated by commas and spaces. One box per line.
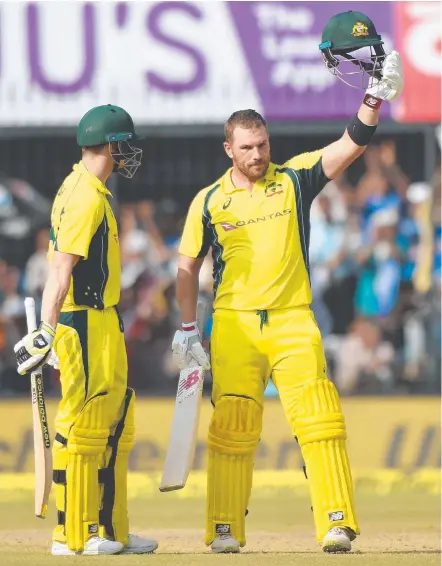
222, 166, 271, 194
74, 161, 112, 196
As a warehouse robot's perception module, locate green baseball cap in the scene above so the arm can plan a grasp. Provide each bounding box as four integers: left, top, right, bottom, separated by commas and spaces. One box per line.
77, 104, 142, 148
319, 11, 383, 53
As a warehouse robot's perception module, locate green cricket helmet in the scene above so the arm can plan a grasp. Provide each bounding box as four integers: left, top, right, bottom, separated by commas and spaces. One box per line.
319, 11, 386, 89
77, 104, 143, 179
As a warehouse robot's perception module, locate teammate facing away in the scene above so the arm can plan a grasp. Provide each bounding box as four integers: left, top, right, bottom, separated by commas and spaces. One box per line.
172, 49, 404, 553
14, 105, 158, 556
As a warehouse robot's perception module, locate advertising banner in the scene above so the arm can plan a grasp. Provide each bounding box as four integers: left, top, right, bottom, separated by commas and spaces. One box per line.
394, 2, 441, 123
0, 1, 403, 126
228, 1, 393, 120
0, 1, 258, 126
0, 397, 439, 473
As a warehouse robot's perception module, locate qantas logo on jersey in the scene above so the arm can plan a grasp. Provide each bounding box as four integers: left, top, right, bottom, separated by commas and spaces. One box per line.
221, 222, 238, 231
220, 209, 291, 231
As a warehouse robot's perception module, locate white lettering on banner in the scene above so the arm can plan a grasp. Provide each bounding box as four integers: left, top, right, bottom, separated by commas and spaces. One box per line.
254, 4, 314, 32
253, 4, 334, 92
0, 1, 260, 126
262, 35, 325, 60
271, 62, 334, 92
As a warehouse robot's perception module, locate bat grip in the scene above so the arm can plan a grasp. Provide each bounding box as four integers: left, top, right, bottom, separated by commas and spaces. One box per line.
25, 297, 37, 333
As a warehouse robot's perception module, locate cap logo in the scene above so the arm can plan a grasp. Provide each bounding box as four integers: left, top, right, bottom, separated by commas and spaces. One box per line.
352, 22, 369, 37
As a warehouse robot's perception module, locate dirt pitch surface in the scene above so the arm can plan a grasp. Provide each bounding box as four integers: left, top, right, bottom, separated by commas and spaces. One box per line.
1, 491, 439, 565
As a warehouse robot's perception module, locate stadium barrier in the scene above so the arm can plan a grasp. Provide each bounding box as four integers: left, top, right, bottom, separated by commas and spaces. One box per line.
0, 397, 439, 473
0, 470, 439, 502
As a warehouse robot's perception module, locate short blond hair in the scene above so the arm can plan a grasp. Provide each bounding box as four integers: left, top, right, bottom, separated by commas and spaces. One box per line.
224, 109, 267, 143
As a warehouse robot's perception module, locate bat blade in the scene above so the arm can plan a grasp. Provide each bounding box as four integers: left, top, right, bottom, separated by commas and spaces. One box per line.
31, 370, 52, 518
160, 365, 205, 492
25, 297, 52, 518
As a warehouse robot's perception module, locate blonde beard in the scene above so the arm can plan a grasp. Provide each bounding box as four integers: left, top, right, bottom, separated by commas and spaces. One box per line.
235, 161, 269, 183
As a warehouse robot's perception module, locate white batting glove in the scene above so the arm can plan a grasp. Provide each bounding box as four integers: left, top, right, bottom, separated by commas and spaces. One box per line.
366, 50, 404, 103
172, 321, 211, 371
14, 322, 56, 375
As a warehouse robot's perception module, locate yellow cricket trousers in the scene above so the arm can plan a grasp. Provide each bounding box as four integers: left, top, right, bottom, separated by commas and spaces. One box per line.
51, 306, 134, 550
206, 306, 358, 545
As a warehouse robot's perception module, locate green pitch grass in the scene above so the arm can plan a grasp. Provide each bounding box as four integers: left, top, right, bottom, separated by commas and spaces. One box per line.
1, 490, 440, 565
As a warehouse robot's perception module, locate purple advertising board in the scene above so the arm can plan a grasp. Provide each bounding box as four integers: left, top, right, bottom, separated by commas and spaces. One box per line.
228, 2, 393, 120
0, 1, 399, 126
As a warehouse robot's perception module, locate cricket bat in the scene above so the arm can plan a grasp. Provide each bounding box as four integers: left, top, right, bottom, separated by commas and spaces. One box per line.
159, 302, 209, 492
24, 297, 52, 518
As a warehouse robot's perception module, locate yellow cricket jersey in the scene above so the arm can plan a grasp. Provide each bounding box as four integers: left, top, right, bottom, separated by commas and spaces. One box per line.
179, 150, 330, 311
49, 161, 120, 312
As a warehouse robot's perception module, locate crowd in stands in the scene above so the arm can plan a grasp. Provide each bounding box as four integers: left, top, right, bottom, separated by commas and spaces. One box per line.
0, 140, 440, 396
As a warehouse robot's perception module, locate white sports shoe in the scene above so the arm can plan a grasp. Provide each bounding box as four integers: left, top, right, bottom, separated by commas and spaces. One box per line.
120, 533, 158, 554
322, 527, 356, 553
211, 535, 240, 554
51, 536, 123, 556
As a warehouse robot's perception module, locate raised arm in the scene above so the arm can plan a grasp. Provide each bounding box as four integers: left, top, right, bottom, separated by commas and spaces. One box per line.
322, 51, 404, 180
322, 103, 379, 180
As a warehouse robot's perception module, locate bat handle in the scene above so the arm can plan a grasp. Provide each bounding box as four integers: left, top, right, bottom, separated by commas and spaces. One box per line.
25, 297, 37, 333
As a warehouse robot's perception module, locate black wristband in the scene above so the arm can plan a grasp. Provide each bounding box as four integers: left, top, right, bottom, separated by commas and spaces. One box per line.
346, 114, 377, 146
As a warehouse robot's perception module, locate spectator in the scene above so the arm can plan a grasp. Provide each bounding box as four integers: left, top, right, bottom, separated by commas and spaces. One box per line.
0, 141, 439, 396
310, 192, 345, 335
120, 205, 152, 290
1, 266, 25, 319
24, 227, 50, 298
332, 317, 395, 395
355, 208, 401, 318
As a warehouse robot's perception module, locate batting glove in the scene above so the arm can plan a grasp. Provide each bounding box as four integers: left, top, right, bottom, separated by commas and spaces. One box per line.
366, 50, 404, 103
14, 322, 56, 375
172, 321, 211, 371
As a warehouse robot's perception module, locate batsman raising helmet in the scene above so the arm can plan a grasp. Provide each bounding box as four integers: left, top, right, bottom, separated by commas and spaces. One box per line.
173, 11, 404, 554
14, 105, 158, 556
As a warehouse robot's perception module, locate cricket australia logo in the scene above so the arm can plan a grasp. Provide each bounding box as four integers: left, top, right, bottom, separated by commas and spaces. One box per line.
265, 182, 283, 197
352, 22, 369, 37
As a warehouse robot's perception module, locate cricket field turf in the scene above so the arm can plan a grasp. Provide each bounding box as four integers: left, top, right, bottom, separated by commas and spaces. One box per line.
0, 472, 440, 566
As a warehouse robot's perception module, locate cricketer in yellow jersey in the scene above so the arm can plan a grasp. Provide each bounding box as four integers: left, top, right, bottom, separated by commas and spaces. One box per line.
14, 105, 158, 556
173, 16, 404, 554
